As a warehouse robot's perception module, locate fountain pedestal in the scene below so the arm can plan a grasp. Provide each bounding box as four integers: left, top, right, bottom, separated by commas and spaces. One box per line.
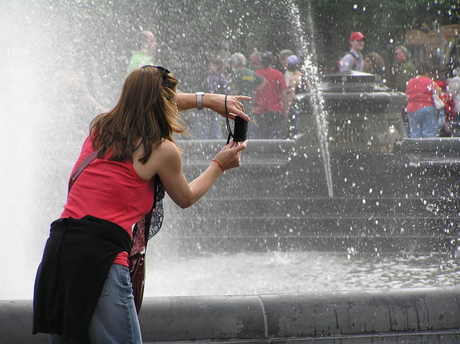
295, 71, 407, 154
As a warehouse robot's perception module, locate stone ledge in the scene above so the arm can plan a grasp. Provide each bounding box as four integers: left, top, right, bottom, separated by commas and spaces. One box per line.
3, 287, 459, 344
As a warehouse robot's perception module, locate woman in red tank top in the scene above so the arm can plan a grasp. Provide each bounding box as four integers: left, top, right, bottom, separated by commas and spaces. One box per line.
34, 65, 249, 344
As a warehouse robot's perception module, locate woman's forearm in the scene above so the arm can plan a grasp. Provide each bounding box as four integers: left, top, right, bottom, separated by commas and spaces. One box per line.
183, 162, 223, 208
177, 92, 250, 121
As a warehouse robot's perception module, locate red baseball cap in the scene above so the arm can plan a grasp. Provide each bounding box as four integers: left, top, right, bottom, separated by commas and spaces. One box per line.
349, 32, 365, 41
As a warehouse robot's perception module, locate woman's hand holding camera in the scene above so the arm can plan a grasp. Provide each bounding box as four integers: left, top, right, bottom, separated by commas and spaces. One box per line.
213, 140, 248, 172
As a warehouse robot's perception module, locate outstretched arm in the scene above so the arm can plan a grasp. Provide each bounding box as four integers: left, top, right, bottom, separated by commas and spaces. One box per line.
177, 93, 251, 121
148, 139, 247, 209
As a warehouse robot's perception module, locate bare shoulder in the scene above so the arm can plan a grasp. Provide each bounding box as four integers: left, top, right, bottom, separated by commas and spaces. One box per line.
133, 139, 181, 180
156, 139, 180, 156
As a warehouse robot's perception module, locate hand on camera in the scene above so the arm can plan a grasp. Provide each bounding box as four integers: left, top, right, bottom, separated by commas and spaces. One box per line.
214, 140, 248, 171
205, 94, 251, 122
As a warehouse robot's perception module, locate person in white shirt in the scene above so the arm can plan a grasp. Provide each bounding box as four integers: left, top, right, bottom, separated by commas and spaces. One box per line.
339, 32, 365, 72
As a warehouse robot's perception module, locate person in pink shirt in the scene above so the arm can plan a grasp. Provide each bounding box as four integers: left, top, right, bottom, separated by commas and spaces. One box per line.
405, 62, 440, 138
253, 52, 288, 138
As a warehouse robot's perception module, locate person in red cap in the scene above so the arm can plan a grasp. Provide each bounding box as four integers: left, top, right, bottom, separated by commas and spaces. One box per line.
339, 32, 365, 72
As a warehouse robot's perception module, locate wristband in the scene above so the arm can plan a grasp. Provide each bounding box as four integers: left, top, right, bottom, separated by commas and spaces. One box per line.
196, 92, 205, 110
212, 159, 224, 172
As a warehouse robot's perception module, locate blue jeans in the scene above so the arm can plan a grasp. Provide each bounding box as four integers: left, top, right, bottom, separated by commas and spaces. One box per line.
50, 264, 142, 344
407, 105, 438, 138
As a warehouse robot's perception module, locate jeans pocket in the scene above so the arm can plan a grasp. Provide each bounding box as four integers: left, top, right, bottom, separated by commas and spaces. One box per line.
120, 265, 132, 287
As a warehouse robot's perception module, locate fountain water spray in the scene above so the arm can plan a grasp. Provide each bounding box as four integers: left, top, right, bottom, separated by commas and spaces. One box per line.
288, 0, 334, 197
0, 0, 458, 304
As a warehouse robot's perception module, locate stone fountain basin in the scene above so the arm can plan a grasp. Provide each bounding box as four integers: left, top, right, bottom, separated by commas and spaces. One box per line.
3, 287, 460, 343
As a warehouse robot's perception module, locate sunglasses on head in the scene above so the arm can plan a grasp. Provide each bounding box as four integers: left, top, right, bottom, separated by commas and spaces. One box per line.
153, 65, 170, 80
142, 65, 170, 81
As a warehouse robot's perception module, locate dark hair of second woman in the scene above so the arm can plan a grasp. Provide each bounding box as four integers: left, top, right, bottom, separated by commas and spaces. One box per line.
415, 61, 432, 76
90, 65, 186, 164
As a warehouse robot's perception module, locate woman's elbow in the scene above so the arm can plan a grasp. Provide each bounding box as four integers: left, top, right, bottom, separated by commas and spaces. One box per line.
179, 203, 192, 209
176, 198, 195, 209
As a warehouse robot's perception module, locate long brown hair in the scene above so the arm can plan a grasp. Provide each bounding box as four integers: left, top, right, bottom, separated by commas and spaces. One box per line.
90, 65, 186, 164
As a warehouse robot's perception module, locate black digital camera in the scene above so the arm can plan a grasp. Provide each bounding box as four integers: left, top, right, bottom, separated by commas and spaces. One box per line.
233, 116, 248, 142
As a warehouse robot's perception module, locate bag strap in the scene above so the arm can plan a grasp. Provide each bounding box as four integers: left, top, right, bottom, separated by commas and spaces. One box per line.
68, 149, 156, 252
143, 179, 157, 247
136, 175, 161, 251
68, 151, 98, 194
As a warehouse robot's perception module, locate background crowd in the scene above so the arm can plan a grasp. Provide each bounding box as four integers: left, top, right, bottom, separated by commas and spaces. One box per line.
335, 31, 460, 139
177, 28, 460, 141
61, 26, 460, 141
159, 44, 313, 140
